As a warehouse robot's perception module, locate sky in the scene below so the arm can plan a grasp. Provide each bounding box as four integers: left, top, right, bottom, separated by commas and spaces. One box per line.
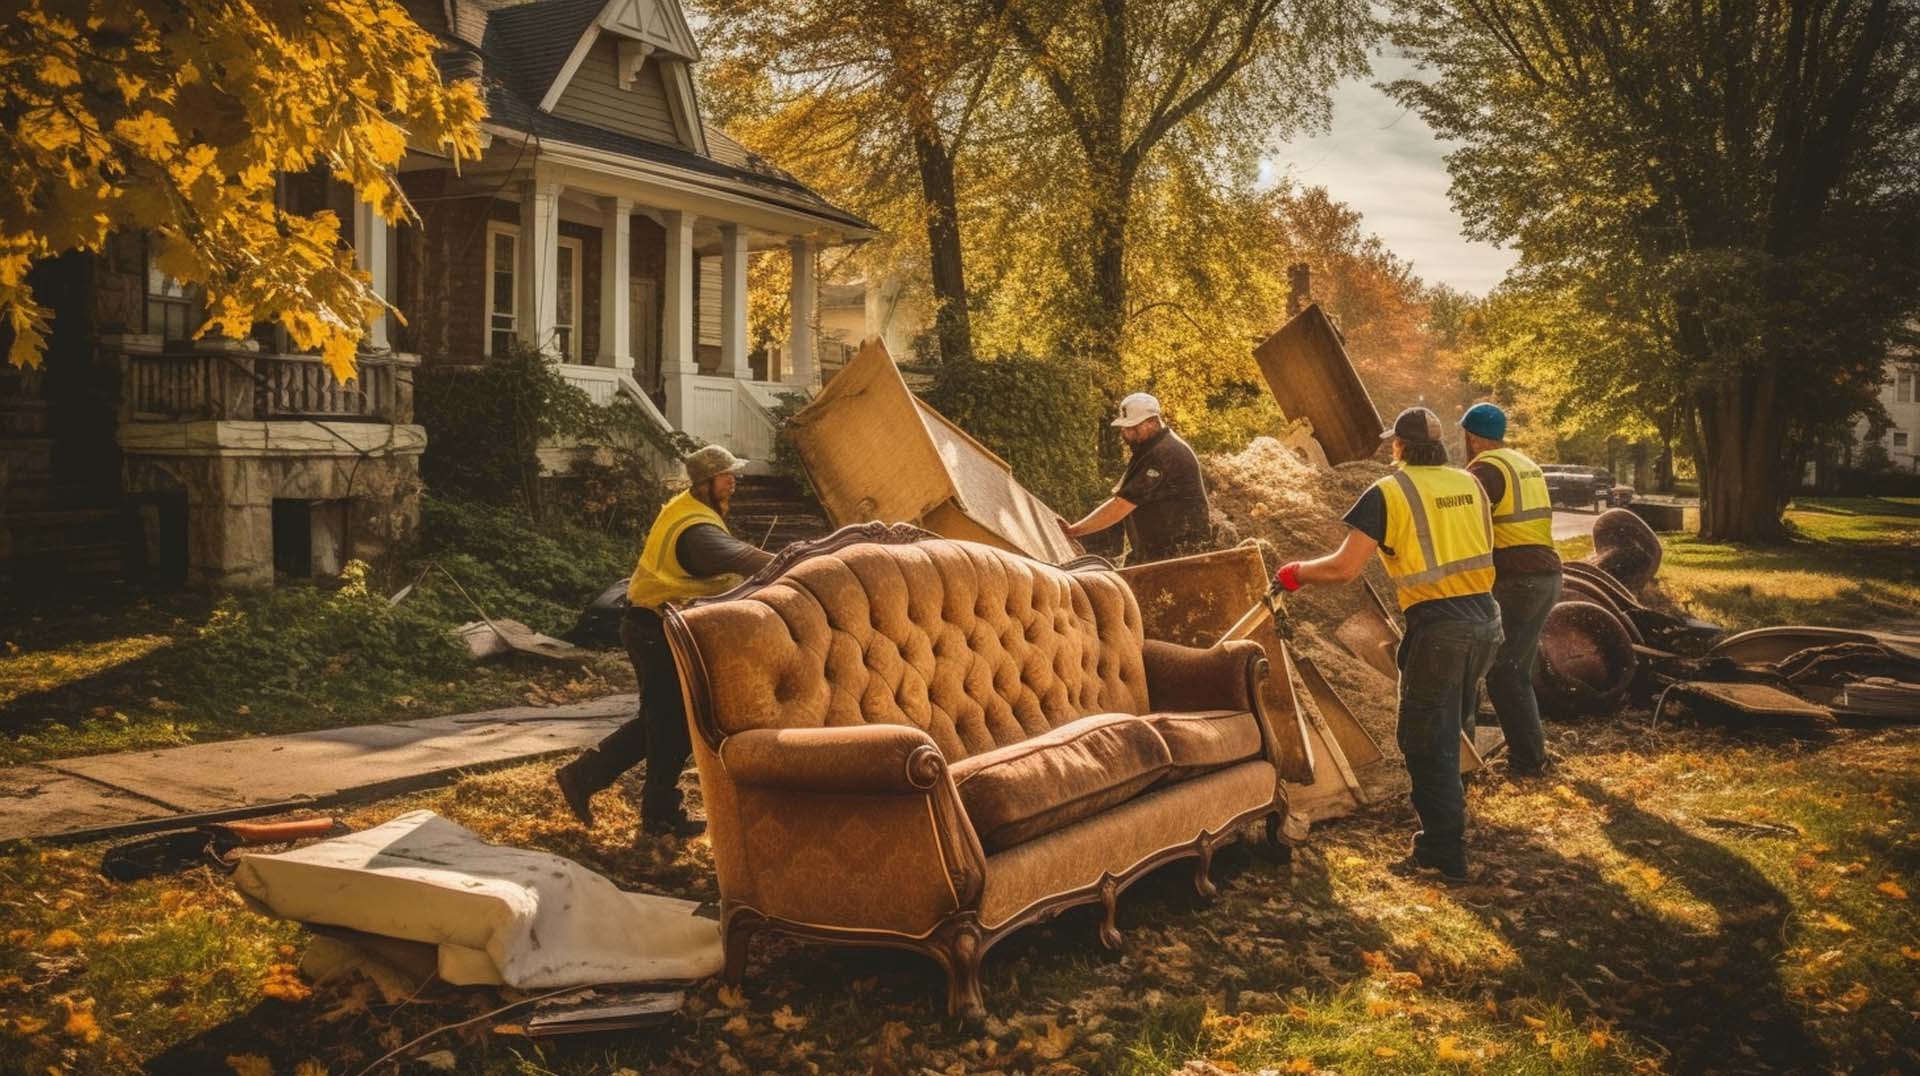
1262, 52, 1517, 297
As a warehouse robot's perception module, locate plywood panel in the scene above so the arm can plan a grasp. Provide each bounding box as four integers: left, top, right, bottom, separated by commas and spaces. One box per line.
1251, 303, 1385, 465
786, 339, 954, 527
916, 403, 1078, 564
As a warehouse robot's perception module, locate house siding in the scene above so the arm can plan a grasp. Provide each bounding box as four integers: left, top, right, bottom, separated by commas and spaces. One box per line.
394, 171, 517, 363
551, 39, 682, 147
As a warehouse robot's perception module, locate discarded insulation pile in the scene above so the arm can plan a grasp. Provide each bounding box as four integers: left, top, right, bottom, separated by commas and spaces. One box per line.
1202, 437, 1402, 752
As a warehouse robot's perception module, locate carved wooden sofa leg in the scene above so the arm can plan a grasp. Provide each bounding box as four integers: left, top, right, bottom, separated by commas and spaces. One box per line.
1193, 840, 1219, 900
932, 916, 987, 1023
721, 910, 758, 985
1097, 876, 1122, 950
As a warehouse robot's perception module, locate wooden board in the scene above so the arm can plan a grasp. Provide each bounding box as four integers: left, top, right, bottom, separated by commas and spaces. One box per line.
786, 337, 1075, 563
1251, 303, 1385, 465
786, 338, 953, 529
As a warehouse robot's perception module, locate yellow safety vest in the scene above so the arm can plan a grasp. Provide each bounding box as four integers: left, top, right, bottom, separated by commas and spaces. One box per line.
1470, 446, 1555, 550
1373, 465, 1496, 610
626, 490, 745, 610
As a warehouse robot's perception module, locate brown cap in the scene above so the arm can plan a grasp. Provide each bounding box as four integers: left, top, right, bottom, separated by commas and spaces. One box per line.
1381, 406, 1444, 444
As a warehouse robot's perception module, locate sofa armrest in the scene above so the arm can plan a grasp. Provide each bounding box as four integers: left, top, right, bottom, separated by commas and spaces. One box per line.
1143, 637, 1264, 713
720, 725, 947, 795
715, 725, 990, 923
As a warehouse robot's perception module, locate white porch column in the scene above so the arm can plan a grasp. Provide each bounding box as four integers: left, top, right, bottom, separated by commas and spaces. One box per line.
598, 196, 632, 370
352, 201, 390, 351
787, 237, 816, 387
717, 225, 749, 378
661, 209, 697, 425
517, 180, 561, 354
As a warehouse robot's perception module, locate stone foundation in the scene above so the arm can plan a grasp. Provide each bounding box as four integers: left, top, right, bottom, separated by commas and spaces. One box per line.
121, 421, 426, 588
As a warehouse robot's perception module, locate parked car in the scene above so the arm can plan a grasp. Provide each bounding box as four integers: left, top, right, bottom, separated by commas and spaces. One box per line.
1540, 464, 1634, 511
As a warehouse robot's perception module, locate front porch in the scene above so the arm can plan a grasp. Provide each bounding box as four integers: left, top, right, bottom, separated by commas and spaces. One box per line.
395, 146, 869, 470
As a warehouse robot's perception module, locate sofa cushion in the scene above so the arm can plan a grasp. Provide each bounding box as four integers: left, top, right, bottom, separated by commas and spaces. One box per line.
1140, 709, 1264, 781
950, 714, 1171, 853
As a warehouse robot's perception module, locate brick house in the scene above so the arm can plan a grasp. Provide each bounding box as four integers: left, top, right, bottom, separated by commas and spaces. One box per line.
0, 0, 871, 588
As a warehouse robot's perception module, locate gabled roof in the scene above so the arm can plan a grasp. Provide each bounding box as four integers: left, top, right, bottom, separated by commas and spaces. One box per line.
414, 0, 873, 234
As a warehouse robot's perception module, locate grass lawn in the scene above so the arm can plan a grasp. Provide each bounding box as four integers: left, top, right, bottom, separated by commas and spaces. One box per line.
0, 498, 637, 765
2, 726, 1913, 1075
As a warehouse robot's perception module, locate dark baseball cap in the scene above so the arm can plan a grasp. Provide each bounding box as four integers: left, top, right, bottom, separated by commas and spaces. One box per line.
1380, 406, 1444, 444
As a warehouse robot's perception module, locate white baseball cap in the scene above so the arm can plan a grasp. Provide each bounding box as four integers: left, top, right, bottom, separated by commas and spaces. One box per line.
1110, 392, 1162, 428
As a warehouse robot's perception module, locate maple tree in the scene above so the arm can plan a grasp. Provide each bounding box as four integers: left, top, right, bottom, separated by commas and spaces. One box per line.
0, 0, 485, 381
986, 0, 1371, 374
698, 0, 1016, 365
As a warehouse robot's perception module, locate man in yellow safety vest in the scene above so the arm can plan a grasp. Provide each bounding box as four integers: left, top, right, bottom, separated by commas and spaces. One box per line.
1270, 407, 1503, 884
1460, 402, 1562, 778
556, 444, 773, 838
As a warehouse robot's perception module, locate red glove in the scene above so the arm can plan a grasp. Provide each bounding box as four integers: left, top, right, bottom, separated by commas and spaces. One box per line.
1274, 562, 1303, 592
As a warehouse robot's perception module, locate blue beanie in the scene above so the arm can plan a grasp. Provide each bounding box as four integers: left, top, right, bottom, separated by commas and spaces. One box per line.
1460, 402, 1507, 441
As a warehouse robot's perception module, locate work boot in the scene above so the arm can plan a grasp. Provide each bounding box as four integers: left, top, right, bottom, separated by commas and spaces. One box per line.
642, 812, 706, 840
1389, 851, 1471, 886
555, 752, 611, 828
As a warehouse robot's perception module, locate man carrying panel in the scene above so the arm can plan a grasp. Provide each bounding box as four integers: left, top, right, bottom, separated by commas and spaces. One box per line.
556, 445, 774, 839
1060, 392, 1211, 564
1460, 402, 1562, 778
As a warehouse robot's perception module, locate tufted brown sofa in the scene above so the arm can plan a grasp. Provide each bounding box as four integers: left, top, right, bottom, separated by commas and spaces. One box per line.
663, 523, 1292, 1018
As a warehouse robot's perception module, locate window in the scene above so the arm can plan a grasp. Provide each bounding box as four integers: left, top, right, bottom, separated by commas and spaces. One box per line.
1897, 369, 1915, 404
1895, 430, 1911, 450
556, 236, 582, 360
145, 240, 196, 341
484, 222, 518, 355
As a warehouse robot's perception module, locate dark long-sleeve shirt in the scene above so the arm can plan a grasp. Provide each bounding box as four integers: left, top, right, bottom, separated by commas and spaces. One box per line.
675, 523, 774, 578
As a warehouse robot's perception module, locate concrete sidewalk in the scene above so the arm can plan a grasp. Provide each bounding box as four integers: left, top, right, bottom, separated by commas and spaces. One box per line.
0, 695, 635, 845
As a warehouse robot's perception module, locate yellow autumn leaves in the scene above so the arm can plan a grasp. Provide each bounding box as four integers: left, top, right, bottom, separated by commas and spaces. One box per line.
1, 0, 486, 379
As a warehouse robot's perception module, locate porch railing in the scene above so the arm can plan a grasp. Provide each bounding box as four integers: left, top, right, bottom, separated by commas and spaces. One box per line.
121, 346, 415, 424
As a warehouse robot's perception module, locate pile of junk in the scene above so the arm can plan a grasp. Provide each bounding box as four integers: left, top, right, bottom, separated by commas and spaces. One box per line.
1533, 507, 1920, 733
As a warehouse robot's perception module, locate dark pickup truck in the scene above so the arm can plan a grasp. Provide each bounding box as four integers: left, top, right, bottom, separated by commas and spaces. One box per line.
1540, 465, 1634, 512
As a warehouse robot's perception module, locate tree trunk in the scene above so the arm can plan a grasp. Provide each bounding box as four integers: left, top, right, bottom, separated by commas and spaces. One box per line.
912, 129, 973, 366
1694, 368, 1789, 543
1084, 163, 1131, 376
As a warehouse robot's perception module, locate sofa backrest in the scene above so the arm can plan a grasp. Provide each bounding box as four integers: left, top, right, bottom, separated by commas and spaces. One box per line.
676, 537, 1150, 762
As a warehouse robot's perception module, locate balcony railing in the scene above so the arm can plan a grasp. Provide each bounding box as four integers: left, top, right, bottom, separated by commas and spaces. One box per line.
120, 344, 415, 424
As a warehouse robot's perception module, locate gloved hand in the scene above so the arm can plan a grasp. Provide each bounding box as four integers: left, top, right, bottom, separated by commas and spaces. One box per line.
1274, 562, 1303, 592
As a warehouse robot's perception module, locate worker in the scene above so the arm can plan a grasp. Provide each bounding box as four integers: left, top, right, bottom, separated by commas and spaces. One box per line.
1060, 392, 1211, 563
1271, 407, 1502, 884
555, 445, 773, 839
1459, 402, 1561, 779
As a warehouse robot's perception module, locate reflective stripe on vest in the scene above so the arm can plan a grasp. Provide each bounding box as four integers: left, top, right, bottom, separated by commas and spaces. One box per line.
625, 490, 743, 610
1472, 446, 1555, 549
1375, 466, 1496, 610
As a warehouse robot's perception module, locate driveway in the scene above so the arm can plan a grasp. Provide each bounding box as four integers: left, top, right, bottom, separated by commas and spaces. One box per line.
1552, 509, 1601, 541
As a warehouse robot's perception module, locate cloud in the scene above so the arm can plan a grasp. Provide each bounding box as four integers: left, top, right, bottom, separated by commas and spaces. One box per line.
1263, 53, 1516, 296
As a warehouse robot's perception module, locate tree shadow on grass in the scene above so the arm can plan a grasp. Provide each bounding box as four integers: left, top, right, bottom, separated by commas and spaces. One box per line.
1460, 780, 1826, 1073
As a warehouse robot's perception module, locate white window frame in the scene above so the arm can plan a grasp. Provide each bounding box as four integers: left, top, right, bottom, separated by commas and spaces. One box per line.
1897, 368, 1915, 404
484, 221, 519, 356
555, 235, 583, 361
1895, 430, 1911, 450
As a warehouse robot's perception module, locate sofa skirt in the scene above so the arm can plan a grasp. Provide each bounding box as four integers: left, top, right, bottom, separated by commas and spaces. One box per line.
977, 759, 1275, 930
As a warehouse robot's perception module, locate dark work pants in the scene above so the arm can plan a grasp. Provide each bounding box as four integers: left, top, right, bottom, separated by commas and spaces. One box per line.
1395, 612, 1503, 871
1487, 572, 1561, 773
590, 607, 691, 820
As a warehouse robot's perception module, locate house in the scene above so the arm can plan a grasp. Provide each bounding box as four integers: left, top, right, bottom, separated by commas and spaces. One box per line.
1856, 360, 1919, 471
0, 0, 872, 588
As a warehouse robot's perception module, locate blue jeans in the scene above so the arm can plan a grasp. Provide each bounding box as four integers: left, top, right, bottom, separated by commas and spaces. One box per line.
1488, 572, 1562, 773
1396, 612, 1503, 870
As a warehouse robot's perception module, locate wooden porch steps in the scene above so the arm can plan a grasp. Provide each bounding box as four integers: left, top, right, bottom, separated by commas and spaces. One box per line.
728, 475, 834, 555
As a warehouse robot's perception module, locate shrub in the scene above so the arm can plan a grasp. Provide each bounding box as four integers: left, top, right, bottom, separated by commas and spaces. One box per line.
924, 352, 1109, 515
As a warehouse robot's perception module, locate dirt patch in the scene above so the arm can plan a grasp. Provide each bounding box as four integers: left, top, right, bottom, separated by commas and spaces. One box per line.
1204, 437, 1400, 763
